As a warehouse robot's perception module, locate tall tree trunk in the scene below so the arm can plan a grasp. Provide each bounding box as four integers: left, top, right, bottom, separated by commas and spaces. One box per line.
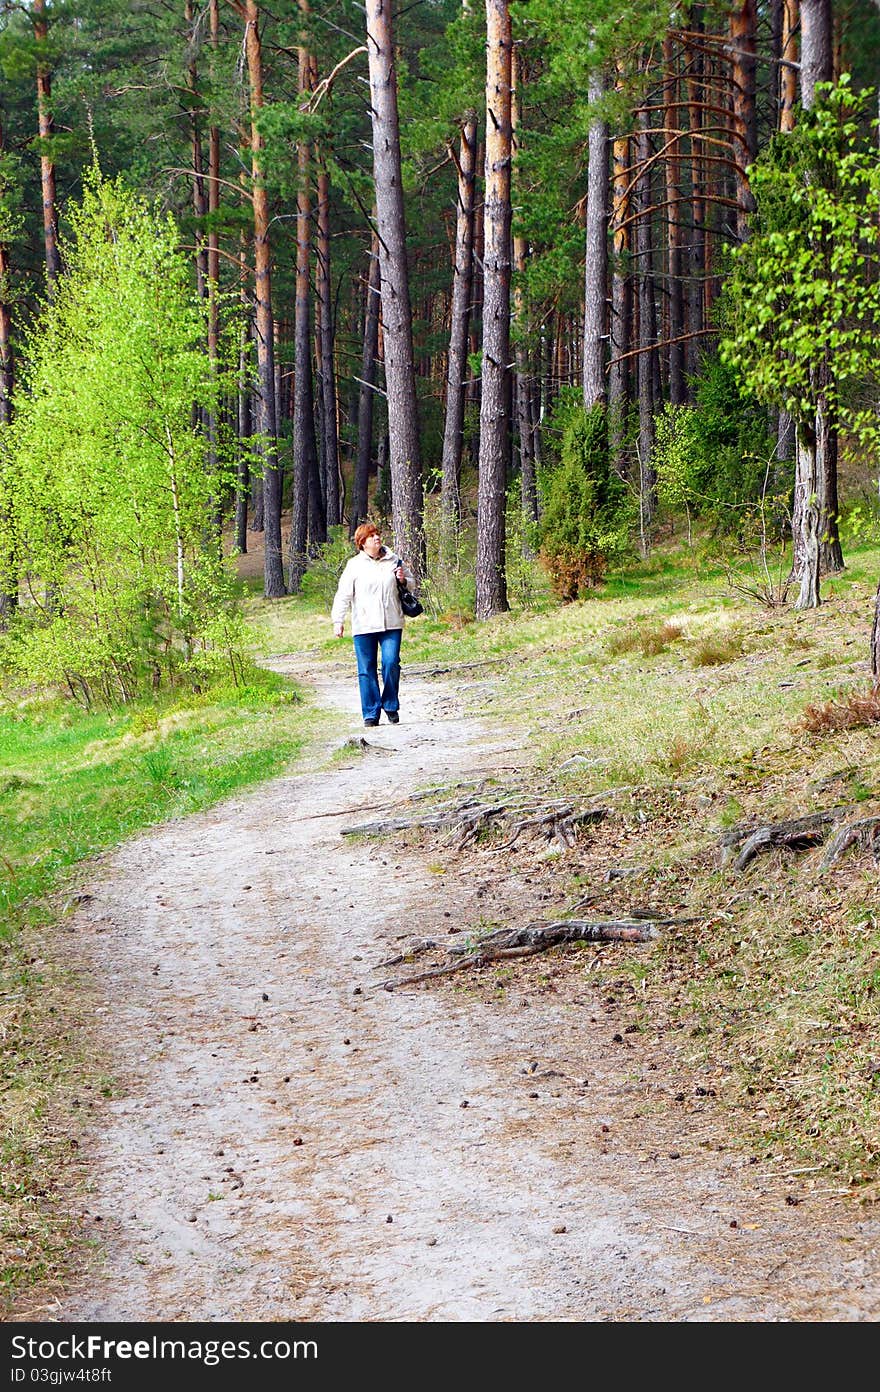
184, 1, 208, 301
663, 36, 685, 405
730, 0, 758, 242
351, 233, 381, 536
779, 0, 798, 132
316, 157, 341, 527
609, 112, 631, 475
206, 0, 221, 493
288, 8, 322, 594
236, 0, 283, 595
32, 0, 60, 289
0, 111, 15, 626
685, 17, 706, 381
582, 69, 608, 410
440, 110, 477, 523
475, 0, 512, 619
365, 0, 425, 579
511, 50, 536, 530
799, 0, 843, 579
635, 107, 656, 555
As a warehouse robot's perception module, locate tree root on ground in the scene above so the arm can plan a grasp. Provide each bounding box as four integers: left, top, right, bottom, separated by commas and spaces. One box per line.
375, 916, 679, 990
719, 804, 880, 871
342, 797, 609, 852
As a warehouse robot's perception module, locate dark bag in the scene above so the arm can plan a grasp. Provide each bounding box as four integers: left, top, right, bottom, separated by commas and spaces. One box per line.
394, 555, 424, 617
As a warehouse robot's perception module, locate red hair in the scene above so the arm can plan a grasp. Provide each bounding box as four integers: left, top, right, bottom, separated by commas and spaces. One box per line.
354, 522, 381, 550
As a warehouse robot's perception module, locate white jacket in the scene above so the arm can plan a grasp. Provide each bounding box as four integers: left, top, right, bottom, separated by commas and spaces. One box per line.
331, 547, 415, 635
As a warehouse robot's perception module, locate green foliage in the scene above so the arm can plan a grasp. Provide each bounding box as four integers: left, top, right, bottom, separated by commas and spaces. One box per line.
653, 356, 777, 530
722, 78, 880, 446
0, 168, 245, 706
537, 391, 633, 600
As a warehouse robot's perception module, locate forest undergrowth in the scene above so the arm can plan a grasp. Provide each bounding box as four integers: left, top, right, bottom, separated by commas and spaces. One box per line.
3, 525, 880, 1309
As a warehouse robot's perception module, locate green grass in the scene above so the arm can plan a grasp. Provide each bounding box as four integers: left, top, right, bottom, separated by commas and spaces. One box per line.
0, 670, 320, 936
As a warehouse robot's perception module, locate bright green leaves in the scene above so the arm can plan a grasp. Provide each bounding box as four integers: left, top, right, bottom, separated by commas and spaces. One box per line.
721, 80, 880, 444
0, 168, 242, 706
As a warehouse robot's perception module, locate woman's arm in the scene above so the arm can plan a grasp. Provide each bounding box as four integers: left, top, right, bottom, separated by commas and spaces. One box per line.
331, 560, 356, 633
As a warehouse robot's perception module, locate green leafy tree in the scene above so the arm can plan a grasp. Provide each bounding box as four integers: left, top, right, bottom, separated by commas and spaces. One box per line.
0, 167, 242, 705
721, 79, 880, 608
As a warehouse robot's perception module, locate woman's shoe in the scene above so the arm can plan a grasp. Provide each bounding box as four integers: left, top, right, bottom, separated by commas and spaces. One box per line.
385, 710, 400, 723
364, 717, 379, 726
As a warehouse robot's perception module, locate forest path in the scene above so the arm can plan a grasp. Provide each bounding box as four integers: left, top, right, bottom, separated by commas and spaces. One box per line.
46, 664, 880, 1322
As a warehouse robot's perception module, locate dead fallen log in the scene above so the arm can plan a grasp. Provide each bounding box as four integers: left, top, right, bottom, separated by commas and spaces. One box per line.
819, 815, 880, 870
376, 916, 664, 990
720, 806, 856, 871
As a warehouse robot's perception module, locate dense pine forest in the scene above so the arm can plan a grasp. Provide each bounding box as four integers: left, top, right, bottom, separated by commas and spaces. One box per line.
6, 1, 880, 1321
0, 0, 879, 698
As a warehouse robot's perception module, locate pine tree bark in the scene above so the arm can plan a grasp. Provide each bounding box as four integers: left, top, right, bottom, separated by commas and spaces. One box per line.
635, 107, 657, 554
511, 51, 536, 528
475, 0, 512, 619
235, 0, 283, 595
440, 111, 477, 523
729, 0, 758, 242
32, 0, 60, 289
184, 2, 208, 301
288, 8, 323, 593
663, 36, 685, 404
351, 233, 382, 536
365, 0, 425, 580
582, 69, 608, 410
609, 110, 631, 475
779, 0, 798, 132
0, 110, 15, 626
316, 157, 341, 527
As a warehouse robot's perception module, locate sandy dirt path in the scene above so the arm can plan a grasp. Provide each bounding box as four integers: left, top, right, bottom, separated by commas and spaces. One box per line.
46, 666, 880, 1323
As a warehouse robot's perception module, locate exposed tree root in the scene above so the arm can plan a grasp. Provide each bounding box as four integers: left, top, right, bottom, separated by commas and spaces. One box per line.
343, 797, 609, 852
376, 916, 670, 990
720, 806, 857, 871
819, 816, 880, 869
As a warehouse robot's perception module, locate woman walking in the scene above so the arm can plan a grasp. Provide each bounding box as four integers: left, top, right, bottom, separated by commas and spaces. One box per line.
331, 522, 416, 726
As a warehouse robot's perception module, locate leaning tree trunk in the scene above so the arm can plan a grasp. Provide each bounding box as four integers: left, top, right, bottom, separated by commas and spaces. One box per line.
236, 0, 283, 595
32, 0, 61, 290
582, 69, 608, 411
475, 0, 512, 620
365, 0, 425, 579
440, 110, 477, 524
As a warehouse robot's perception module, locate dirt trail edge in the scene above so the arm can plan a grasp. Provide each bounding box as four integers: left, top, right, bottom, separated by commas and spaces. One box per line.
43, 668, 880, 1323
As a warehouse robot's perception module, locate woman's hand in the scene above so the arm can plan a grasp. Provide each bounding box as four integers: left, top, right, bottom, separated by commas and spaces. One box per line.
334, 623, 344, 638
395, 565, 406, 583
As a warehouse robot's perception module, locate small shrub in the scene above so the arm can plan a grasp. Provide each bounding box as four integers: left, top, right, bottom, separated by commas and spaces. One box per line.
607, 620, 684, 657
690, 633, 744, 666
798, 688, 880, 734
538, 393, 633, 601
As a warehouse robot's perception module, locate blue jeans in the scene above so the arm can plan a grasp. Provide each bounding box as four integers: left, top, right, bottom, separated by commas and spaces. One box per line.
352, 628, 402, 721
